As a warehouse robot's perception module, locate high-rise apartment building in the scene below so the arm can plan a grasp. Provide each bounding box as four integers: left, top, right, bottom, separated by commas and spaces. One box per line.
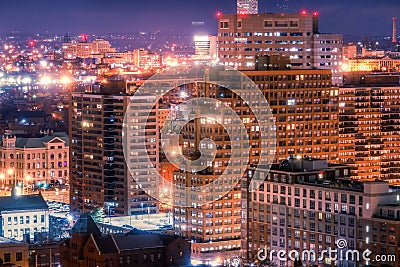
338, 85, 400, 183
237, 0, 258, 14
217, 13, 343, 84
245, 157, 400, 267
69, 85, 159, 215
173, 69, 339, 265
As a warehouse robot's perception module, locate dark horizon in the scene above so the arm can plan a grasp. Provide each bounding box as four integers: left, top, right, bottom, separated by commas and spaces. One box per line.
0, 0, 399, 36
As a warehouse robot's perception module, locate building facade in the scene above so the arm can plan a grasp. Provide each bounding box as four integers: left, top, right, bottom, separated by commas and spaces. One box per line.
0, 131, 69, 188
0, 192, 49, 241
0, 237, 29, 267
338, 86, 400, 182
61, 214, 190, 267
133, 49, 162, 69
69, 86, 159, 216
312, 34, 344, 85
173, 69, 339, 265
344, 57, 400, 72
193, 35, 218, 61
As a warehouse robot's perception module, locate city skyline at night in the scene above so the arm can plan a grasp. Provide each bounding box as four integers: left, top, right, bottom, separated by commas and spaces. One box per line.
1, 0, 400, 266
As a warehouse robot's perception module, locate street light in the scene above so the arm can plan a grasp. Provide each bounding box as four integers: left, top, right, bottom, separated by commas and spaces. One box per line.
141, 203, 144, 220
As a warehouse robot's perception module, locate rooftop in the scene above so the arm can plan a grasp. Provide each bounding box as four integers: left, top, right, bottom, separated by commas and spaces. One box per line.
0, 236, 24, 245
0, 132, 69, 148
0, 193, 48, 212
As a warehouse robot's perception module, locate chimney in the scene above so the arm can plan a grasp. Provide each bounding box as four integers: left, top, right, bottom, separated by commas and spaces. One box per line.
393, 17, 397, 44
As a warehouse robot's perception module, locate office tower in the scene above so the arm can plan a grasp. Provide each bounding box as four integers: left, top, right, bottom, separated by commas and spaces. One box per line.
69, 85, 159, 215
237, 0, 258, 14
0, 131, 69, 188
173, 69, 339, 265
217, 13, 344, 85
193, 35, 218, 60
338, 85, 400, 182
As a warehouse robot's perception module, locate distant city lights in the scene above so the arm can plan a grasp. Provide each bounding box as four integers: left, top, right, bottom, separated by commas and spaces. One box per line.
40, 76, 52, 85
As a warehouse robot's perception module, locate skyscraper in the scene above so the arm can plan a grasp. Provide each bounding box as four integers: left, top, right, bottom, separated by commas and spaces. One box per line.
237, 0, 258, 14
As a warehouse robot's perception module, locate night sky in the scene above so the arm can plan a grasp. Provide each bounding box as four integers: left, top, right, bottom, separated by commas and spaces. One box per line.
0, 0, 399, 36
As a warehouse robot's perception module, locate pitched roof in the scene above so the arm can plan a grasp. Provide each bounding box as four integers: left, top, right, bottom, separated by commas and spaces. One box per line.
15, 133, 69, 148
0, 194, 48, 212
92, 236, 118, 254
91, 233, 168, 254
112, 234, 165, 250
71, 213, 102, 236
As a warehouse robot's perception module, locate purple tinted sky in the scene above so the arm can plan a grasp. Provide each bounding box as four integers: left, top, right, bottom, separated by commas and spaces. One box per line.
0, 0, 399, 36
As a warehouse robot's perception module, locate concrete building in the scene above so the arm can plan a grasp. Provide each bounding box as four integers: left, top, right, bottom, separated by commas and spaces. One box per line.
0, 131, 69, 188
69, 85, 159, 216
173, 69, 339, 265
217, 12, 343, 84
245, 157, 400, 267
237, 0, 258, 14
0, 191, 49, 241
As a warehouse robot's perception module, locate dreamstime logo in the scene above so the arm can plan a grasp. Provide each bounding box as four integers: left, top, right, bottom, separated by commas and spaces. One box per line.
123, 64, 276, 207
257, 238, 396, 263
335, 238, 347, 249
